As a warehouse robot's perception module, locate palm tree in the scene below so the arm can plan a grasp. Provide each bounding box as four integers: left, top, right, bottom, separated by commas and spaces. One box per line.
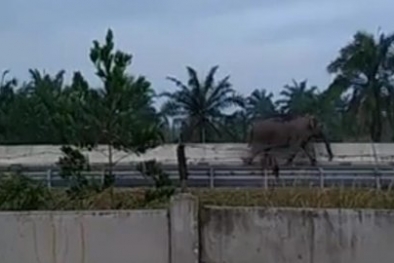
15, 69, 67, 144
327, 30, 394, 142
220, 109, 249, 142
276, 79, 319, 115
160, 65, 243, 143
0, 70, 17, 142
245, 89, 277, 120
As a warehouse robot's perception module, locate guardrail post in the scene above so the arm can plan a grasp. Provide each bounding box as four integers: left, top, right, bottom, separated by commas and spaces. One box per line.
101, 169, 105, 186
46, 169, 52, 189
374, 167, 381, 190
264, 169, 268, 190
319, 167, 324, 189
209, 167, 214, 188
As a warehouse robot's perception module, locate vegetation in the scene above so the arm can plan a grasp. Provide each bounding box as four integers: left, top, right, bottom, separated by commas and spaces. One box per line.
1, 28, 394, 210
1, 183, 394, 210
1, 29, 394, 145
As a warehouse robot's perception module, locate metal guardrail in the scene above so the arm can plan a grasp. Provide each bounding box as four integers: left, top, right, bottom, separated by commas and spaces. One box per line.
9, 166, 394, 189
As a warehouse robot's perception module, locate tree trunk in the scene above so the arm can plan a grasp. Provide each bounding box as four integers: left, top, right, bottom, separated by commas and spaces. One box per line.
371, 85, 383, 142
201, 126, 206, 143
177, 143, 188, 192
103, 143, 115, 188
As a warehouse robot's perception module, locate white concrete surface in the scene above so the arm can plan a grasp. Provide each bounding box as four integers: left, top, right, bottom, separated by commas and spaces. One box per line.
0, 209, 170, 263
0, 194, 201, 263
200, 206, 394, 263
0, 143, 394, 166
169, 193, 199, 263
2, 194, 394, 263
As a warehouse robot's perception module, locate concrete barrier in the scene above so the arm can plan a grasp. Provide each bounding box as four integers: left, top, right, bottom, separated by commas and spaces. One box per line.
0, 210, 169, 263
1, 194, 394, 262
0, 143, 394, 167
314, 143, 375, 163
200, 206, 394, 263
0, 194, 198, 263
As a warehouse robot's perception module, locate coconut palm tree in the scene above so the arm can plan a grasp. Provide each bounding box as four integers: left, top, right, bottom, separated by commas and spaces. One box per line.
160, 65, 243, 142
327, 30, 394, 142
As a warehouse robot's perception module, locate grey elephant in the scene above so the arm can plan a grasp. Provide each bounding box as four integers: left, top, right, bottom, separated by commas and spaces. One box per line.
243, 114, 334, 167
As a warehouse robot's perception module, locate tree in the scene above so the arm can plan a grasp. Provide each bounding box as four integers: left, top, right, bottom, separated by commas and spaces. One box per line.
245, 88, 277, 120
327, 30, 394, 142
0, 70, 17, 142
10, 69, 68, 144
80, 28, 163, 186
276, 79, 319, 115
160, 65, 243, 142
220, 109, 250, 142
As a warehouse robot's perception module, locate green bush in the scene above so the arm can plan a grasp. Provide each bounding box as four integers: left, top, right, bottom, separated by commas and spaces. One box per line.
136, 160, 175, 204
57, 145, 102, 199
0, 172, 51, 210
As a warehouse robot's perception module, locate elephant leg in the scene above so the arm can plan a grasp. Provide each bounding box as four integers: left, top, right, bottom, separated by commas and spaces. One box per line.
301, 143, 317, 166
245, 144, 264, 165
259, 151, 268, 176
285, 136, 301, 165
285, 150, 298, 165
286, 137, 316, 166
270, 154, 280, 179
248, 143, 273, 165
261, 151, 280, 179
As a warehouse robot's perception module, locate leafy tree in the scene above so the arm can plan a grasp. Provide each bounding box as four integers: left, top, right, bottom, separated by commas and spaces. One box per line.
86, 29, 163, 186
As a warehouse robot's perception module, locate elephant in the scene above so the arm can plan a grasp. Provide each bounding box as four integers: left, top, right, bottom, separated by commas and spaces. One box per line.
243, 114, 334, 167
259, 151, 280, 178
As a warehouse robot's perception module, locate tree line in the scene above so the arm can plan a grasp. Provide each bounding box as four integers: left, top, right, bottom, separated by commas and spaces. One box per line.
1, 28, 394, 152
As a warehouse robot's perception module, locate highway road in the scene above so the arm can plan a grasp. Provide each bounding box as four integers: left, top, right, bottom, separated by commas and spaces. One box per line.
12, 164, 394, 189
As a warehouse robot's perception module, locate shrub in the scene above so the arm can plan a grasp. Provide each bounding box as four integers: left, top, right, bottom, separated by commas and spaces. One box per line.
136, 160, 175, 204
57, 145, 102, 199
0, 172, 51, 210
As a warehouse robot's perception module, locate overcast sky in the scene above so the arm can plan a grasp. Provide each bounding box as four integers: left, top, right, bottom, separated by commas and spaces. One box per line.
1, 0, 393, 107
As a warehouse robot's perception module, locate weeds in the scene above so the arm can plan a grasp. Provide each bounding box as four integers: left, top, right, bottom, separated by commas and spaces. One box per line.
57, 145, 102, 200
2, 186, 394, 211
0, 172, 51, 210
136, 160, 176, 205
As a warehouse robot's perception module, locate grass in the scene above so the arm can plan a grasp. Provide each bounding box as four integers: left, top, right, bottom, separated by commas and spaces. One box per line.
2, 172, 394, 211
12, 187, 393, 211
191, 188, 394, 209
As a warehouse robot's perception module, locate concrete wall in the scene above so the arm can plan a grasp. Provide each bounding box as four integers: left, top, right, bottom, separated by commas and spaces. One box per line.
200, 206, 394, 263
0, 194, 199, 263
2, 194, 394, 263
1, 143, 394, 167
0, 210, 169, 263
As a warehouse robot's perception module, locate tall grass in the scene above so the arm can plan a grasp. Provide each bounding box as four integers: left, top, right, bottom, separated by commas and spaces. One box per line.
192, 188, 394, 209
2, 168, 394, 211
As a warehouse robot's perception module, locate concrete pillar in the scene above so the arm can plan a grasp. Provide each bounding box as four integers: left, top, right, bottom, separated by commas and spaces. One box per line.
169, 193, 199, 263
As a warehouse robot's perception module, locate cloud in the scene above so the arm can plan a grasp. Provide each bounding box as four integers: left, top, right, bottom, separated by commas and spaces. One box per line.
0, 0, 393, 107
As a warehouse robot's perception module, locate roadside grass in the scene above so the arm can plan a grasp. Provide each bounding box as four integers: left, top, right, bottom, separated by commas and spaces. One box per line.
3, 187, 393, 211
